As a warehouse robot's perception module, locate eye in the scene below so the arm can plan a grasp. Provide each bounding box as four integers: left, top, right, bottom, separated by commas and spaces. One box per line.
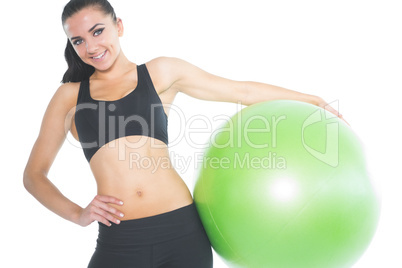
73, 39, 84, 46
94, 28, 105, 36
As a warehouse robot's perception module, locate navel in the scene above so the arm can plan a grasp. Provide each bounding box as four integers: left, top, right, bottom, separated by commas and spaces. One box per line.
136, 190, 143, 197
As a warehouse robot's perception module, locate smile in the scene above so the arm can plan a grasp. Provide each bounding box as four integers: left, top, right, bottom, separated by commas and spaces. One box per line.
91, 50, 107, 61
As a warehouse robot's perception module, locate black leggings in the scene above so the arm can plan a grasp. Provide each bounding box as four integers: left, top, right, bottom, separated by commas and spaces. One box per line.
88, 202, 213, 268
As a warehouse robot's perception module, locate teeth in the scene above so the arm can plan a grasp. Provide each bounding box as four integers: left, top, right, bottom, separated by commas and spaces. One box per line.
93, 51, 105, 59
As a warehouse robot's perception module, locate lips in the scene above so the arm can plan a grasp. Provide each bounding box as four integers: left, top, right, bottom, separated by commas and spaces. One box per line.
91, 50, 107, 62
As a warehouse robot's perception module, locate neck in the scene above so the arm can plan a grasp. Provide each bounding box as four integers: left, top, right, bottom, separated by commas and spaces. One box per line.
92, 50, 134, 80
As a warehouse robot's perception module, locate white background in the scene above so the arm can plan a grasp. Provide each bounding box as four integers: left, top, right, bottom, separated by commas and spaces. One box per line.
2, 0, 401, 267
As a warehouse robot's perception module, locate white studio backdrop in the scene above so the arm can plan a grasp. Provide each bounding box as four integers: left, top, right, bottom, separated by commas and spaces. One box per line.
1, 0, 401, 267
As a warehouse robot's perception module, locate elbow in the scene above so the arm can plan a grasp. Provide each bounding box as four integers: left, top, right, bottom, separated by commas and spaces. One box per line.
23, 168, 33, 193
23, 167, 42, 194
23, 158, 50, 194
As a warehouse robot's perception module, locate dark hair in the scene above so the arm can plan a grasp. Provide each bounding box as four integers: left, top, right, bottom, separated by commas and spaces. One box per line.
61, 0, 117, 83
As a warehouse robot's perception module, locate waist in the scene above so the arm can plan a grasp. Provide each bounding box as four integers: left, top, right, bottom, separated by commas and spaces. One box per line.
96, 170, 193, 219
96, 202, 204, 250
90, 139, 177, 185
89, 140, 193, 219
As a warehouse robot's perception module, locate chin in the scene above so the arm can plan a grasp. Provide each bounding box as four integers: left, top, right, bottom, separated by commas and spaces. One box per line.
86, 60, 113, 72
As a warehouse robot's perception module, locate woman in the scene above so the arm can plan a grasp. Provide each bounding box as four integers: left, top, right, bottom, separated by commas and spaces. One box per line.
23, 0, 342, 267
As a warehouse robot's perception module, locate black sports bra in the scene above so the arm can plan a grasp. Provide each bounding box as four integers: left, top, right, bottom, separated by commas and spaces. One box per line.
74, 64, 168, 163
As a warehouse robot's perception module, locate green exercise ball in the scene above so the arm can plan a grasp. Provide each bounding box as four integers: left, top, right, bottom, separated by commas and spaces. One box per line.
194, 100, 380, 268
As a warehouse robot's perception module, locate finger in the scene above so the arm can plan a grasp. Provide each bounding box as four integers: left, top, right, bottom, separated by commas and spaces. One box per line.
323, 105, 340, 116
92, 198, 125, 219
92, 206, 121, 225
328, 109, 351, 126
95, 195, 124, 206
92, 213, 112, 227
318, 102, 350, 126
341, 117, 351, 126
322, 105, 343, 120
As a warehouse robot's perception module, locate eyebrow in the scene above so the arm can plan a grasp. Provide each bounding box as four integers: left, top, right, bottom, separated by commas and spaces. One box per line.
70, 23, 105, 41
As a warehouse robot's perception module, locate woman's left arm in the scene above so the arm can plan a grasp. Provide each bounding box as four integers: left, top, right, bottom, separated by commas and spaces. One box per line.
154, 57, 341, 117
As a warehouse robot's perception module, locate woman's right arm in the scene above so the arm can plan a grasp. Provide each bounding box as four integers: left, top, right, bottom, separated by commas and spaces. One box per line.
23, 83, 123, 227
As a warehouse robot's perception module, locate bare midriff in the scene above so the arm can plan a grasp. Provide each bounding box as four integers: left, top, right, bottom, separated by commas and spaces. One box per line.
88, 135, 194, 221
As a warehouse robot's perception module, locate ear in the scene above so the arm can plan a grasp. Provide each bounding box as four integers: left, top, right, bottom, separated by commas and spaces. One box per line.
116, 17, 124, 37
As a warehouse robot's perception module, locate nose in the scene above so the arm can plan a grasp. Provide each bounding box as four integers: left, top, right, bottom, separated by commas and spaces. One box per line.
85, 39, 99, 54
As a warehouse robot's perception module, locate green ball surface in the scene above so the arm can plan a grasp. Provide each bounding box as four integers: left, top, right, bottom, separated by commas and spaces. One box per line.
194, 100, 380, 268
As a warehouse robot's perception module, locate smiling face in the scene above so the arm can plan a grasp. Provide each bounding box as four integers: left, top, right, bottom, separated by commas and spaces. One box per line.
63, 7, 124, 71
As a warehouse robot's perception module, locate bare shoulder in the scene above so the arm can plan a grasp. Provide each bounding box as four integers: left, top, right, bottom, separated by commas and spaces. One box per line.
144, 57, 189, 93
45, 82, 81, 133
53, 82, 80, 106
146, 56, 193, 75
146, 56, 184, 70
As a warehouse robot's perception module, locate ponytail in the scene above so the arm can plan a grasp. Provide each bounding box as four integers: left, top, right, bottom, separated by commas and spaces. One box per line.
61, 39, 95, 83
